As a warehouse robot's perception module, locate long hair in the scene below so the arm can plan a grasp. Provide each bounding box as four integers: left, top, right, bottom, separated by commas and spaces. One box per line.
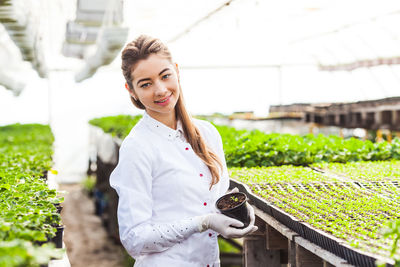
121, 35, 222, 189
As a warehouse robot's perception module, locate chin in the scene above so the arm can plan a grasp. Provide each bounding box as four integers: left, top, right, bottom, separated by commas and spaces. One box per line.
152, 105, 175, 114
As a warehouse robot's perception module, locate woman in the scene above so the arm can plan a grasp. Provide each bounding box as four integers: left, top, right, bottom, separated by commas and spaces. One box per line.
110, 35, 258, 267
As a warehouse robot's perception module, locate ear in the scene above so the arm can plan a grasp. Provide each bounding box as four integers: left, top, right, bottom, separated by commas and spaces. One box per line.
125, 82, 137, 101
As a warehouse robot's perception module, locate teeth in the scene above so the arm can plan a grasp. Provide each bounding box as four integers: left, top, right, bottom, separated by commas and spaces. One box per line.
156, 97, 168, 103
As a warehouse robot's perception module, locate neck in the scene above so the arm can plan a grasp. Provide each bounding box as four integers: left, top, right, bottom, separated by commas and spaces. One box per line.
147, 110, 177, 130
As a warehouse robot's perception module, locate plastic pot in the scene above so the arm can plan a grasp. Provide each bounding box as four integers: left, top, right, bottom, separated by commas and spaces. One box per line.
50, 225, 64, 249
53, 203, 63, 214
216, 192, 250, 229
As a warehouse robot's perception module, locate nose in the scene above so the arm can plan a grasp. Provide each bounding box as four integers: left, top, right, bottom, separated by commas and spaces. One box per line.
154, 80, 168, 96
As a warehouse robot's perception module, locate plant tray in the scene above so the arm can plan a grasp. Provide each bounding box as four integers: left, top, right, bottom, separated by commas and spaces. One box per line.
269, 204, 305, 238
300, 222, 345, 259
228, 178, 396, 267
230, 179, 272, 216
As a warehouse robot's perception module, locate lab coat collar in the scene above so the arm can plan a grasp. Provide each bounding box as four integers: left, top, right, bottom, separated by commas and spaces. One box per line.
143, 111, 184, 141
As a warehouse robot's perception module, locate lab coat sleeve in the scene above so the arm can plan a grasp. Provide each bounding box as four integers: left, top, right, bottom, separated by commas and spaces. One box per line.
109, 138, 202, 259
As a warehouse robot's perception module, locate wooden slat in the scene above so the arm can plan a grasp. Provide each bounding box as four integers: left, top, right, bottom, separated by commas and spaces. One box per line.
323, 261, 336, 267
296, 243, 323, 267
280, 248, 289, 264
253, 206, 299, 241
244, 236, 280, 267
294, 236, 354, 267
266, 224, 287, 250
220, 252, 242, 266
288, 240, 297, 267
252, 215, 266, 235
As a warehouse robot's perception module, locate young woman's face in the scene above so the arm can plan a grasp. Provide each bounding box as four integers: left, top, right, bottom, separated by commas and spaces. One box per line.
129, 53, 180, 120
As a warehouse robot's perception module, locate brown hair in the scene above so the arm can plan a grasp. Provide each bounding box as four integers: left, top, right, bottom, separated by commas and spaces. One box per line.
121, 35, 222, 189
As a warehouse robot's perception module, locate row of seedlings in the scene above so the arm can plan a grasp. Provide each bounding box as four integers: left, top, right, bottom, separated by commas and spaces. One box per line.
0, 124, 64, 267
215, 124, 400, 167
89, 115, 400, 168
312, 160, 400, 202
229, 163, 400, 266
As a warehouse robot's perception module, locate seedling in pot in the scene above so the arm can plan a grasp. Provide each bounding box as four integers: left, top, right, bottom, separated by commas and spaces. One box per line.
230, 196, 239, 202
216, 192, 250, 229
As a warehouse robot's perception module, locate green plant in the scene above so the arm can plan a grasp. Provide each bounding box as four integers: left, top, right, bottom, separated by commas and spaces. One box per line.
0, 124, 63, 266
0, 240, 63, 267
89, 115, 142, 139
88, 114, 400, 166
218, 237, 241, 254
214, 124, 400, 167
230, 164, 400, 259
122, 248, 135, 267
82, 175, 96, 195
377, 220, 400, 267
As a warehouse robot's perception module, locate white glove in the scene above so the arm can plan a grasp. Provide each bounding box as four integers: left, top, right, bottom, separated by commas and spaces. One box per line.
226, 187, 239, 194
198, 203, 258, 238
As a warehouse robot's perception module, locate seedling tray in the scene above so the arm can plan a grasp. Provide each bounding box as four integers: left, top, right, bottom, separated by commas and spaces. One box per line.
230, 179, 272, 216
300, 222, 345, 260
229, 176, 397, 267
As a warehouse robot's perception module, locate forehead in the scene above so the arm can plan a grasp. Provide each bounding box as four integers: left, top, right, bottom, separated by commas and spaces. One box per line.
132, 53, 173, 80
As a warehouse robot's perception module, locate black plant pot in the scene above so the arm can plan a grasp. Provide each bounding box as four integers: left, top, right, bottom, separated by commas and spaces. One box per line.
53, 203, 63, 214
216, 192, 250, 229
50, 225, 64, 249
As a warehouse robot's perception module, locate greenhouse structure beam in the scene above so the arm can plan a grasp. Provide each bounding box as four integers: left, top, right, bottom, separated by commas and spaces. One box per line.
289, 9, 400, 45
319, 56, 400, 71
167, 0, 237, 44
62, 0, 129, 82
0, 0, 47, 78
270, 96, 400, 131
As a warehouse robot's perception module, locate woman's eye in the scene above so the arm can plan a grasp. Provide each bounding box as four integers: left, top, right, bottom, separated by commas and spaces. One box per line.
140, 83, 151, 88
162, 74, 170, 80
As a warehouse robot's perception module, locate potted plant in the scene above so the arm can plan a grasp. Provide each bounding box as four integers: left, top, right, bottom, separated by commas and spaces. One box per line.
50, 224, 65, 249
216, 192, 250, 229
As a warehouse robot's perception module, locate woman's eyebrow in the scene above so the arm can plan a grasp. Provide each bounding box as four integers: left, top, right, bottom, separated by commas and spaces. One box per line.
136, 68, 171, 85
159, 68, 170, 75
137, 78, 151, 85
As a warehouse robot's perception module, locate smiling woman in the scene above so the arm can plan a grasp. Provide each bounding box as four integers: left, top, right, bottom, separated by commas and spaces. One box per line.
125, 53, 180, 128
111, 35, 258, 267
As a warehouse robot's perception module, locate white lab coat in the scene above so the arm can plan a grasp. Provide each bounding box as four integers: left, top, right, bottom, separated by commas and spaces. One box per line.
110, 111, 230, 267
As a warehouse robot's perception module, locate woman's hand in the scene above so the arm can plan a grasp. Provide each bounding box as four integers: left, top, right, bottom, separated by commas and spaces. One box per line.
246, 202, 256, 234
197, 187, 258, 238
198, 205, 258, 239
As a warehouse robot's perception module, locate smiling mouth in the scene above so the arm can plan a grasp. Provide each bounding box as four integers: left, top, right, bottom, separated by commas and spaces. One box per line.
154, 94, 172, 103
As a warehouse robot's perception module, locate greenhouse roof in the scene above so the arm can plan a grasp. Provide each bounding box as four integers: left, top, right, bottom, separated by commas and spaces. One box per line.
1, 0, 400, 108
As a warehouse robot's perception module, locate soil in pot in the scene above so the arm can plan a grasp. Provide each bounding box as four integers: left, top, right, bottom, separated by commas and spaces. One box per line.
216, 192, 250, 229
